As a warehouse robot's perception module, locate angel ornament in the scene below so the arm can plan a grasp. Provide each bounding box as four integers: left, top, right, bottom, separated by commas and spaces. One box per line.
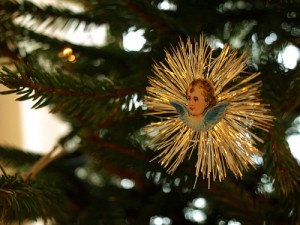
144, 36, 273, 188
171, 78, 229, 131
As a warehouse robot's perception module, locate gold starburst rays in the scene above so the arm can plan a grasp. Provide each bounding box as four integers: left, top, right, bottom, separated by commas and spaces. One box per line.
144, 35, 273, 188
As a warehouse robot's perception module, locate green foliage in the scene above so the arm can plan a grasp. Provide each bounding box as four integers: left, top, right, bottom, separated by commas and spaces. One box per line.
0, 0, 299, 224
0, 165, 66, 224
263, 120, 300, 196
0, 64, 144, 128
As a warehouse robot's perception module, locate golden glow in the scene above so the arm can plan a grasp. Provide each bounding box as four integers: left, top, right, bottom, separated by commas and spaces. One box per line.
62, 47, 73, 57
144, 35, 273, 188
60, 47, 76, 63
67, 54, 76, 63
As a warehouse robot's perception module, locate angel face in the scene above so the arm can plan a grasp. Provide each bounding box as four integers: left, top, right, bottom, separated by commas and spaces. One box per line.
187, 86, 208, 118
186, 79, 217, 118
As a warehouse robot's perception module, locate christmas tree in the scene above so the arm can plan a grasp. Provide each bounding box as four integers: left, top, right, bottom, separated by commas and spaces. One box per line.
0, 0, 300, 225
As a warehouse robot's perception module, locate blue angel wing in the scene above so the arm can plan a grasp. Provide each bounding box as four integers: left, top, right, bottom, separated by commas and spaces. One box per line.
203, 102, 229, 129
170, 101, 187, 115
170, 101, 229, 131
169, 101, 189, 122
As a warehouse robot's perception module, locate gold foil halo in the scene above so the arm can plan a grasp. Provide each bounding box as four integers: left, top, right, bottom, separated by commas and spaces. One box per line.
144, 35, 273, 188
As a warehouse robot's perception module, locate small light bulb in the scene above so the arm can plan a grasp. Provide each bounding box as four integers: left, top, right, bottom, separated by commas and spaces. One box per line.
68, 54, 76, 63
62, 47, 73, 57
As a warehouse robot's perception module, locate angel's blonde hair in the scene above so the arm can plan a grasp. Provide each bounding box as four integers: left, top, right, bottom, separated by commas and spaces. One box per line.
187, 78, 217, 110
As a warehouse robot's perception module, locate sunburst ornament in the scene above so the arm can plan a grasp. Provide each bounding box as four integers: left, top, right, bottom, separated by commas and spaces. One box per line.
144, 36, 273, 188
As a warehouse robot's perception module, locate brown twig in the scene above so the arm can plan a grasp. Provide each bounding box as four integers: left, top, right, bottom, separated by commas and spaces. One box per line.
23, 145, 66, 180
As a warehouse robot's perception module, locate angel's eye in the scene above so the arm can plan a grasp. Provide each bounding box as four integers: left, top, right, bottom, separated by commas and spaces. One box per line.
187, 96, 191, 100
194, 97, 198, 101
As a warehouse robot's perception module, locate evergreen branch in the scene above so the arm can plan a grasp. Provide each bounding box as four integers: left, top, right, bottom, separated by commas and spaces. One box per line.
0, 0, 105, 29
1, 0, 178, 48
205, 177, 297, 225
124, 0, 177, 35
0, 165, 8, 180
81, 135, 153, 191
282, 72, 300, 117
0, 25, 152, 83
17, 27, 151, 69
259, 64, 300, 196
0, 146, 37, 167
0, 2, 153, 80
95, 113, 144, 129
0, 171, 66, 224
100, 159, 147, 192
206, 182, 262, 225
88, 136, 150, 161
264, 121, 300, 196
0, 43, 20, 62
0, 64, 144, 124
0, 64, 139, 100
